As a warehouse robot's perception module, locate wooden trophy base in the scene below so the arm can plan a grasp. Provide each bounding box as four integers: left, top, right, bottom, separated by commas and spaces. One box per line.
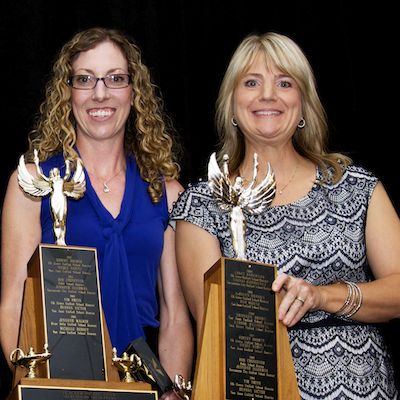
9, 378, 156, 400
10, 244, 158, 399
192, 258, 300, 400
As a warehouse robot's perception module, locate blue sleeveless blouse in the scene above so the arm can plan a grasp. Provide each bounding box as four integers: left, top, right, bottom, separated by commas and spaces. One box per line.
40, 153, 168, 353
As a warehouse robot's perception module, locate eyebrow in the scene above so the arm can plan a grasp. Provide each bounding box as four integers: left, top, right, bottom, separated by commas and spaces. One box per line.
242, 72, 263, 79
73, 68, 127, 75
242, 72, 293, 80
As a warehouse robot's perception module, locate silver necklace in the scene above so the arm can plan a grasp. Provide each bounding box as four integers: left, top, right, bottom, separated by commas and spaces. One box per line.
101, 167, 125, 193
277, 162, 299, 195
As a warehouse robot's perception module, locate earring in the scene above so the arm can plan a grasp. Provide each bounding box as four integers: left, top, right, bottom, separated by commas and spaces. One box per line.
231, 117, 238, 127
297, 118, 306, 129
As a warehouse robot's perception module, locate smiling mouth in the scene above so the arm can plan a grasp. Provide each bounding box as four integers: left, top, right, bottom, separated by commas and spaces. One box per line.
88, 109, 114, 117
254, 110, 281, 116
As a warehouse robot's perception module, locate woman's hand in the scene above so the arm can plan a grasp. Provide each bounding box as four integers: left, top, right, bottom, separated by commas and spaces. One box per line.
272, 273, 323, 327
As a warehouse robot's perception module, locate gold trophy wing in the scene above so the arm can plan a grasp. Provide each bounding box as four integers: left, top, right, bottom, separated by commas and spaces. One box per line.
207, 152, 233, 210
63, 158, 86, 199
241, 162, 276, 214
17, 154, 52, 197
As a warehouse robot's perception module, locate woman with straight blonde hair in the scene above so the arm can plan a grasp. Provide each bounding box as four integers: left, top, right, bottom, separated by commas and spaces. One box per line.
172, 32, 399, 399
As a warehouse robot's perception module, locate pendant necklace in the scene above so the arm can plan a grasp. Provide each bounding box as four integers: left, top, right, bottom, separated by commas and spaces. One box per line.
102, 166, 125, 193
93, 167, 124, 193
277, 162, 299, 195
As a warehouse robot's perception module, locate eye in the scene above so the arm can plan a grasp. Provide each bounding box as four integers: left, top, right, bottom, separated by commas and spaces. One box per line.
277, 79, 292, 88
244, 79, 259, 88
109, 74, 124, 82
76, 75, 93, 83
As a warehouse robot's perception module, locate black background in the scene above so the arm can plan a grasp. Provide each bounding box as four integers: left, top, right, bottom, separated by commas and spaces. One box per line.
0, 0, 399, 396
1, 1, 399, 210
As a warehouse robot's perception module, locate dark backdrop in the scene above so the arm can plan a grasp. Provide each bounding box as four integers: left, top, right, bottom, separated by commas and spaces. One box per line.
1, 1, 399, 210
0, 0, 398, 396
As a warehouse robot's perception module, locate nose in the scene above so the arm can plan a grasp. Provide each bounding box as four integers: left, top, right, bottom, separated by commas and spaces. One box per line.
91, 79, 110, 101
259, 83, 277, 101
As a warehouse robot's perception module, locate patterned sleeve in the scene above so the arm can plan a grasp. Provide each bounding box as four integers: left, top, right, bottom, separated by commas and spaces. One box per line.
170, 181, 220, 238
347, 165, 379, 206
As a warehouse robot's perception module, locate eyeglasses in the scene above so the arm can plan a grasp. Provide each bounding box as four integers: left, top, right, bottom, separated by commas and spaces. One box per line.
67, 74, 131, 90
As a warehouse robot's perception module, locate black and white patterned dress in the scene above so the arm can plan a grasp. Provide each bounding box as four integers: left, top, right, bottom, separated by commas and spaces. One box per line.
171, 164, 398, 399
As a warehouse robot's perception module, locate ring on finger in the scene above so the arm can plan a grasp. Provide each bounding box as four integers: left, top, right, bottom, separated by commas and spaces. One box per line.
295, 296, 305, 304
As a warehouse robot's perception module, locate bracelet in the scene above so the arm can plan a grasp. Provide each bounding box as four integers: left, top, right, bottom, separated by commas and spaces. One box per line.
345, 281, 363, 318
334, 281, 363, 318
333, 281, 352, 315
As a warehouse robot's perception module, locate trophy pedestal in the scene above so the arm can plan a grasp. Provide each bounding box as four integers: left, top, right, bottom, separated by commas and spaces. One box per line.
8, 378, 155, 400
192, 258, 300, 400
9, 244, 157, 399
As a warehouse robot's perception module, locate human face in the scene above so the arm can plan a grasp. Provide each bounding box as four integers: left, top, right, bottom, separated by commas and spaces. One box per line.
233, 52, 302, 146
70, 41, 132, 143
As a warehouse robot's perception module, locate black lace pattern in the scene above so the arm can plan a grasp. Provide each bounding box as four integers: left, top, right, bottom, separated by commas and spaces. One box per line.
171, 165, 398, 399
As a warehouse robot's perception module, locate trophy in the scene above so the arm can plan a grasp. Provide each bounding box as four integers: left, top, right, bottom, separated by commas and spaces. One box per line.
112, 347, 143, 383
17, 148, 86, 245
125, 337, 172, 393
123, 337, 193, 399
9, 150, 158, 399
208, 152, 276, 259
173, 374, 192, 400
189, 153, 299, 400
10, 345, 51, 379
12, 149, 107, 381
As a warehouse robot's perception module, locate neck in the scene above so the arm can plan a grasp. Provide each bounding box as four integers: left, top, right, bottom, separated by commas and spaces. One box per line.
240, 144, 299, 182
76, 140, 126, 178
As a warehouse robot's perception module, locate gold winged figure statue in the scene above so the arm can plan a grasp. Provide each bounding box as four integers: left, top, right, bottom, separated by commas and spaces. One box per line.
207, 152, 276, 260
17, 149, 86, 245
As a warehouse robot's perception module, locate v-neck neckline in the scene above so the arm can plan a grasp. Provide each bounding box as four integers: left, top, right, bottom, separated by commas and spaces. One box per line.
84, 157, 136, 223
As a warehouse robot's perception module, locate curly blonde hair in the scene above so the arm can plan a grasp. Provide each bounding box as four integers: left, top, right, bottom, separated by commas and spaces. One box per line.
216, 32, 351, 183
27, 27, 180, 202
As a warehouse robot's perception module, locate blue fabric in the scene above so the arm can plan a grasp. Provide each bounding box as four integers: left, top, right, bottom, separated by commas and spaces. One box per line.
40, 153, 168, 353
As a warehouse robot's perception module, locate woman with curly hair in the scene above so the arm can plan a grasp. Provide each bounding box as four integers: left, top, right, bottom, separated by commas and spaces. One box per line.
0, 27, 192, 398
